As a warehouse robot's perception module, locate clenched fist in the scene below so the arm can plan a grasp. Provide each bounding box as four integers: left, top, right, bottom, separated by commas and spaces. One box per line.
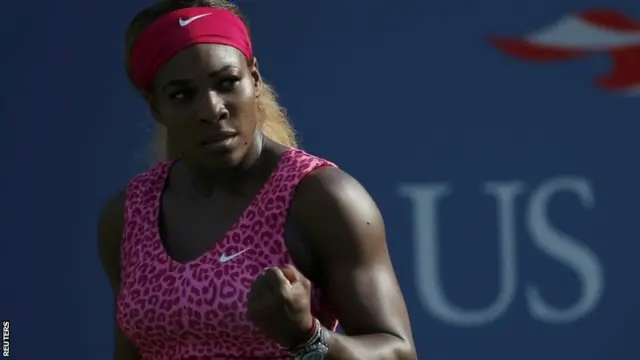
246, 265, 314, 348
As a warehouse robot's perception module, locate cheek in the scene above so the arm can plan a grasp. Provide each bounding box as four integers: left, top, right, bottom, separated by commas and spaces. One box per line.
155, 103, 186, 124
158, 108, 195, 139
232, 100, 260, 130
233, 79, 259, 115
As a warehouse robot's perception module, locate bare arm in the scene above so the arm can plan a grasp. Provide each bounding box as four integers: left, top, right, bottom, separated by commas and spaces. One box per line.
290, 167, 417, 360
97, 190, 141, 360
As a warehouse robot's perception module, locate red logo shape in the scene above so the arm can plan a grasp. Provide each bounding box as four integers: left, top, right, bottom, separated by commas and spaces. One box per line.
489, 10, 640, 93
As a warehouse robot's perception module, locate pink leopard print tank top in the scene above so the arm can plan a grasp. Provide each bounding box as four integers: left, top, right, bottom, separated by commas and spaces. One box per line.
116, 149, 339, 360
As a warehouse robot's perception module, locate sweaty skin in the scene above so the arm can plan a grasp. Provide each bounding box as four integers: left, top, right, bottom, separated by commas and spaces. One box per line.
100, 14, 416, 358
285, 165, 416, 360
98, 145, 416, 360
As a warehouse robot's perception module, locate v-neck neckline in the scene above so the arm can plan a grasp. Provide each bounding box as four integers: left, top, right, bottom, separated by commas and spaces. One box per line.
150, 149, 293, 267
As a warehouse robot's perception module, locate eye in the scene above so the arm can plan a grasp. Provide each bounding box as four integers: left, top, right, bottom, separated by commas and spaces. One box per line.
169, 89, 194, 101
219, 77, 241, 91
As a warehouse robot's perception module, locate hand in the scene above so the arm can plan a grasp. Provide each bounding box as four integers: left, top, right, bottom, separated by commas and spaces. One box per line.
246, 265, 314, 348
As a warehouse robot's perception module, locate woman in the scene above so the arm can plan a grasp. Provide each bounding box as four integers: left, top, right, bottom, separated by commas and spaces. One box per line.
98, 0, 416, 359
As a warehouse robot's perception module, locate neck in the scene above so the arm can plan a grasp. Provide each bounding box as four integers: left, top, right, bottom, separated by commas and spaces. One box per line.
186, 132, 265, 198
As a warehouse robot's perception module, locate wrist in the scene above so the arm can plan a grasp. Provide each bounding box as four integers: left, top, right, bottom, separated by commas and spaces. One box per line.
288, 318, 330, 359
285, 316, 317, 350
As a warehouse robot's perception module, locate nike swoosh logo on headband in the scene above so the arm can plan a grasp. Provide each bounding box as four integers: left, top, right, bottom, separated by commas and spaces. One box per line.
178, 13, 211, 27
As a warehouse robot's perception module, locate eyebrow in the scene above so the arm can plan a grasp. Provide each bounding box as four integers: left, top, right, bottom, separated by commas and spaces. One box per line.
162, 65, 238, 91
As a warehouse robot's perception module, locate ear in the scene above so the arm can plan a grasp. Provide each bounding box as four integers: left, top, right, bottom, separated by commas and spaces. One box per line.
249, 56, 262, 97
143, 92, 165, 125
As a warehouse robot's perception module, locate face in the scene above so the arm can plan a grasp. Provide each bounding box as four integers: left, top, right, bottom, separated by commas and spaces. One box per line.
148, 43, 262, 169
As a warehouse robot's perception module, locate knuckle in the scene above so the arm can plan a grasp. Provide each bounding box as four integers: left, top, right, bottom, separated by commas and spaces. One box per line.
263, 269, 276, 281
275, 289, 288, 300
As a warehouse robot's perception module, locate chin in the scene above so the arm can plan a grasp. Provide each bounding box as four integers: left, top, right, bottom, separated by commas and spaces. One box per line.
195, 147, 246, 170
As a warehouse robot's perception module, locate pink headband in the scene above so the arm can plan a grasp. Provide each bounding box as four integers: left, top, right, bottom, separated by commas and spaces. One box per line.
129, 7, 253, 89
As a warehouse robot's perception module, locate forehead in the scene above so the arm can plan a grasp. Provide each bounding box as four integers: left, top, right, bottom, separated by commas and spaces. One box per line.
154, 44, 247, 84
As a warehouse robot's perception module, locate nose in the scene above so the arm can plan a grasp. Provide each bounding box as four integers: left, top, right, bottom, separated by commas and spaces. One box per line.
197, 90, 229, 123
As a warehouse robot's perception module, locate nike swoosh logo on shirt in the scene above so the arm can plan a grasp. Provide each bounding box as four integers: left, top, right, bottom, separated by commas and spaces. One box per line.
219, 249, 249, 263
178, 13, 211, 27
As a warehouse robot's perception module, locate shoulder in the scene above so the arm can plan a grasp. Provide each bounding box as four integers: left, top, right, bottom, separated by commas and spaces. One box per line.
289, 166, 385, 260
282, 148, 337, 173
294, 165, 375, 209
99, 189, 126, 235
97, 189, 127, 290
294, 165, 379, 216
129, 161, 172, 187
100, 160, 170, 231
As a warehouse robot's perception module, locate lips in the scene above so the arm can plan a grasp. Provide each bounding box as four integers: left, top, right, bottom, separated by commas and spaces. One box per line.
200, 131, 237, 145
200, 131, 238, 151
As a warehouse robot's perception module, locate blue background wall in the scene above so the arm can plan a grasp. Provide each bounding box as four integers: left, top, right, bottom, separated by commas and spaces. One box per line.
1, 0, 638, 359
